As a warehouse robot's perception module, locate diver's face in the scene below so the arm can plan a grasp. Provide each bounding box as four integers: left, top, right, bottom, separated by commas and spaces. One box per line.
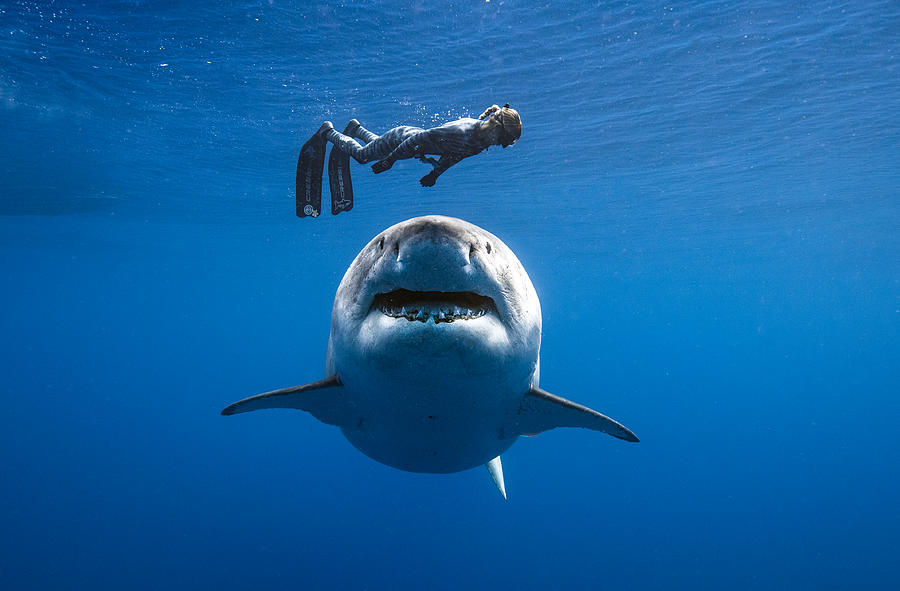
482, 115, 506, 147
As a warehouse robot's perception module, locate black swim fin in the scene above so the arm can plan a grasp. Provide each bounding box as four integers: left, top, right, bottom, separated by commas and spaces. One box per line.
327, 123, 355, 215
296, 132, 326, 218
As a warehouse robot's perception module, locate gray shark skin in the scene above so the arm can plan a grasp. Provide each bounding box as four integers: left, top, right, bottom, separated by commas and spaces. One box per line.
222, 215, 638, 497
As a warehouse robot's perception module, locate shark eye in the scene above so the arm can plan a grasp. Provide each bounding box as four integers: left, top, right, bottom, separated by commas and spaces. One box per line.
378, 236, 385, 250
486, 242, 492, 254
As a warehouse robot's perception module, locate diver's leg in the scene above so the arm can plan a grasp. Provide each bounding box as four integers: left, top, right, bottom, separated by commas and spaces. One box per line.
326, 126, 414, 164
354, 122, 380, 144
341, 119, 379, 144
323, 128, 368, 163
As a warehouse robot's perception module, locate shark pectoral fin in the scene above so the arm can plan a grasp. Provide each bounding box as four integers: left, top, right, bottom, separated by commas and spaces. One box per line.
485, 456, 507, 499
221, 375, 352, 427
508, 387, 640, 442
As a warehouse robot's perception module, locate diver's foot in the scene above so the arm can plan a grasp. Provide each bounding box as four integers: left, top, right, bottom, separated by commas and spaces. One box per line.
345, 119, 361, 137
317, 121, 334, 138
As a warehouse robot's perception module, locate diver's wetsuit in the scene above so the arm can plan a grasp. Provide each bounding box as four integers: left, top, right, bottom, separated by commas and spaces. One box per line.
324, 118, 490, 183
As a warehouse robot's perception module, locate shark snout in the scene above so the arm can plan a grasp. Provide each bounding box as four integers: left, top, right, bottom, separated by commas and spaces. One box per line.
373, 216, 496, 268
398, 228, 471, 268
384, 217, 488, 283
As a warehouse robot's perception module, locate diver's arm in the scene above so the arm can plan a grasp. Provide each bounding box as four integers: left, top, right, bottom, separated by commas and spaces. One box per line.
420, 154, 462, 187
417, 155, 440, 166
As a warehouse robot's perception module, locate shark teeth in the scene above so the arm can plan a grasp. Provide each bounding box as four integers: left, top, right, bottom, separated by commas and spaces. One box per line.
372, 289, 495, 324
379, 305, 487, 323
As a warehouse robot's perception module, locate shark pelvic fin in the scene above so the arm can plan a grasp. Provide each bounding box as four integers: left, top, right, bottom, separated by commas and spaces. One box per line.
485, 456, 507, 499
221, 375, 351, 427
507, 387, 640, 442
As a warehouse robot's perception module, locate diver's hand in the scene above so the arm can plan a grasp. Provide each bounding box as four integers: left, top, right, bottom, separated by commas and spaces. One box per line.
420, 172, 437, 187
372, 159, 393, 174
479, 104, 501, 120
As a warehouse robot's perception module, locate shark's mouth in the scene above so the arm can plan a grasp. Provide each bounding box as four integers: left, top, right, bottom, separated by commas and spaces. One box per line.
372, 289, 496, 324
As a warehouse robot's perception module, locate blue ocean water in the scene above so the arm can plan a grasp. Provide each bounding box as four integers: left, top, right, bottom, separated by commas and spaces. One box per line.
2, 0, 898, 588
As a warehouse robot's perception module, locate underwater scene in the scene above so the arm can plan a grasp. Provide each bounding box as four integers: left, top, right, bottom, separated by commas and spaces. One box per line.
2, 1, 898, 589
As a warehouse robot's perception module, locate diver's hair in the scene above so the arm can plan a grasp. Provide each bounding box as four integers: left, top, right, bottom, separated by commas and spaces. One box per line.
497, 105, 521, 146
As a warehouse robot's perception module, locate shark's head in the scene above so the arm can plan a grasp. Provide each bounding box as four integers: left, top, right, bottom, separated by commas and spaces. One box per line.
327, 216, 541, 392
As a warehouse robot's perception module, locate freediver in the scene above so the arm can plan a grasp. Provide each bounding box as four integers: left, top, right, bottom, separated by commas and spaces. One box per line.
295, 104, 521, 217
318, 103, 521, 187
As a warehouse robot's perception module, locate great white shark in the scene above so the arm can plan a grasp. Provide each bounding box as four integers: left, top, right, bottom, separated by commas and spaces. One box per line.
222, 215, 638, 497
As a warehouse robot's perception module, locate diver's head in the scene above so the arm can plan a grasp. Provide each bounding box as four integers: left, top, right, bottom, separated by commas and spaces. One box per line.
494, 104, 521, 148
482, 104, 521, 148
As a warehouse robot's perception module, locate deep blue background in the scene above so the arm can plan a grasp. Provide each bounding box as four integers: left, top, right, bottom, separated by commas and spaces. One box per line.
2, 1, 898, 588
